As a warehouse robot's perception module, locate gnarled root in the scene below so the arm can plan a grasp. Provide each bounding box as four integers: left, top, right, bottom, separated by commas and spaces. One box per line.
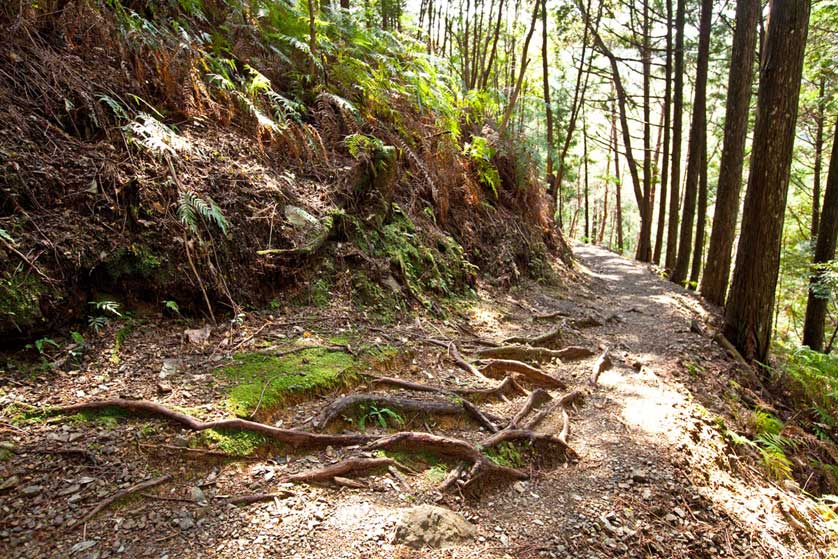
475, 345, 594, 362
53, 400, 376, 448
284, 457, 397, 484
503, 325, 563, 348
480, 360, 567, 389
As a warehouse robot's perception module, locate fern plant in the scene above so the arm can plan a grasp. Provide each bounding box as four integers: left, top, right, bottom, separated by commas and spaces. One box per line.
178, 190, 229, 236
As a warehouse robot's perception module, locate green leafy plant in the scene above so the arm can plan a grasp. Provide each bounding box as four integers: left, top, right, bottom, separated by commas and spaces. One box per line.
178, 190, 229, 236
26, 337, 59, 356
163, 300, 180, 315
358, 403, 403, 430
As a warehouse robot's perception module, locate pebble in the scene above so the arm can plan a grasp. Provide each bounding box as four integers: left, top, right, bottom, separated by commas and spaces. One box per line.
20, 485, 43, 497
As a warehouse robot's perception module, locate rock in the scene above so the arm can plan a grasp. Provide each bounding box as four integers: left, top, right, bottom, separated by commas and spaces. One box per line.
284, 205, 319, 228
392, 505, 477, 548
512, 481, 527, 494
177, 516, 195, 530
70, 540, 98, 554
630, 469, 648, 483
58, 483, 81, 496
0, 475, 19, 490
159, 359, 179, 378
673, 506, 686, 519
190, 486, 207, 505
157, 381, 173, 394
0, 441, 15, 461
20, 485, 43, 497
184, 325, 211, 345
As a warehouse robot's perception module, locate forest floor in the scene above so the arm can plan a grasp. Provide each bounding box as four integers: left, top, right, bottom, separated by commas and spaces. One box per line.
1, 243, 834, 559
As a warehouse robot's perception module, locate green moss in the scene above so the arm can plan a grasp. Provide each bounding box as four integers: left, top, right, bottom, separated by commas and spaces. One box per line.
104, 244, 162, 279
197, 429, 268, 456
219, 347, 358, 417
425, 463, 449, 484
0, 271, 45, 331
484, 442, 524, 468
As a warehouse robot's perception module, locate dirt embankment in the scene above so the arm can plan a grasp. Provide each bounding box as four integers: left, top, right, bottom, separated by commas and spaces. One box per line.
0, 1, 570, 343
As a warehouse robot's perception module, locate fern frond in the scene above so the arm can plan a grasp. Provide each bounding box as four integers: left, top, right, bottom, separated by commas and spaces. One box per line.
178, 191, 229, 236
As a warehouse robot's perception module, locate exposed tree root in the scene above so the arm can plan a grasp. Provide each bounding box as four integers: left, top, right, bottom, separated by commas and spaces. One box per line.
73, 474, 172, 527
53, 400, 375, 448
364, 375, 526, 400
284, 457, 397, 483
448, 342, 490, 381
503, 325, 563, 347
523, 389, 586, 430
589, 349, 613, 386
480, 359, 567, 389
507, 389, 552, 428
712, 332, 767, 390
227, 491, 296, 506
479, 429, 575, 457
572, 316, 603, 329
533, 310, 570, 320
312, 394, 501, 430
475, 345, 595, 362
367, 432, 528, 485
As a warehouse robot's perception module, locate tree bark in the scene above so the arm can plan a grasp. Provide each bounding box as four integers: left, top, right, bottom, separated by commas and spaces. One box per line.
724, 0, 811, 363
670, 0, 712, 286
689, 131, 708, 288
803, 118, 838, 352
498, 0, 539, 136
612, 98, 624, 252
700, 0, 760, 306
636, 0, 653, 262
541, 0, 555, 192
664, 0, 686, 273
653, 0, 673, 265
812, 77, 826, 238
583, 112, 590, 241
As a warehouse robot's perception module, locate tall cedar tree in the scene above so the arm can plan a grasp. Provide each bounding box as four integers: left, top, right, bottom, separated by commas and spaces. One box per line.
653, 0, 673, 264
670, 0, 712, 286
802, 119, 838, 352
541, 0, 555, 192
724, 0, 811, 363
700, 0, 760, 305
665, 0, 686, 272
636, 0, 654, 261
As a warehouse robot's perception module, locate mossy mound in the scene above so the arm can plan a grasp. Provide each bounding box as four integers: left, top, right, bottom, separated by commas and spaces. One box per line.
219, 346, 360, 418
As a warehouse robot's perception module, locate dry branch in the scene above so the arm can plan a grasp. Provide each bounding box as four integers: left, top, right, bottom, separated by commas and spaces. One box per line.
503, 325, 563, 347
312, 394, 500, 430
589, 348, 613, 386
475, 345, 595, 362
480, 360, 567, 389
73, 474, 172, 527
53, 400, 375, 448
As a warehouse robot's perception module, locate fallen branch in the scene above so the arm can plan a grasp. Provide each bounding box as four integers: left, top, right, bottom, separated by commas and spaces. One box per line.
313, 394, 500, 430
475, 345, 595, 362
503, 325, 562, 347
480, 360, 567, 389
589, 349, 613, 386
284, 457, 396, 483
448, 342, 490, 381
73, 474, 172, 527
52, 400, 375, 448
507, 389, 552, 429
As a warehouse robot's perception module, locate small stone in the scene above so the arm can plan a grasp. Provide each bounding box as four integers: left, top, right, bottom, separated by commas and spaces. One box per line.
631, 469, 648, 483
177, 516, 195, 530
58, 483, 81, 496
190, 487, 206, 504
512, 481, 527, 494
157, 381, 173, 394
393, 505, 477, 548
70, 540, 98, 554
665, 513, 678, 523
20, 485, 43, 497
673, 507, 686, 519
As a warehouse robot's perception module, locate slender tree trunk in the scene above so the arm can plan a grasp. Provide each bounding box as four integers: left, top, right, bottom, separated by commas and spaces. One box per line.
599, 175, 609, 244
584, 113, 590, 241
670, 0, 712, 285
654, 0, 673, 264
499, 0, 539, 136
724, 0, 811, 363
689, 130, 708, 288
540, 0, 555, 193
307, 0, 318, 79
481, 0, 505, 89
700, 0, 760, 305
803, 119, 838, 351
636, 0, 653, 261
612, 99, 624, 253
812, 77, 826, 237
665, 0, 686, 272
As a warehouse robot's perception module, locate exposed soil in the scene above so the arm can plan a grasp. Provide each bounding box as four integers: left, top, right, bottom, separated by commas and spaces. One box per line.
1, 243, 833, 558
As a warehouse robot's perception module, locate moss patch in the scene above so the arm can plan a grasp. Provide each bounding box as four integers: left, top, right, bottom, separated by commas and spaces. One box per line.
197, 429, 268, 456
219, 346, 359, 417
0, 271, 46, 332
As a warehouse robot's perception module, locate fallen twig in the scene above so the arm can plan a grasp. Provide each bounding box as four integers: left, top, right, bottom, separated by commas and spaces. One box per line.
480, 359, 567, 389
73, 474, 172, 527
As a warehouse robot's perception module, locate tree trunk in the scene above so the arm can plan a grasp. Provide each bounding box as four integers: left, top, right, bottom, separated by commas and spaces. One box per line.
670, 0, 712, 286
541, 0, 555, 195
803, 118, 838, 352
689, 131, 708, 288
612, 99, 624, 253
584, 113, 590, 242
498, 0, 539, 136
724, 0, 811, 363
700, 0, 760, 306
307, 0, 318, 79
636, 0, 653, 262
664, 0, 686, 273
653, 0, 672, 265
812, 77, 826, 238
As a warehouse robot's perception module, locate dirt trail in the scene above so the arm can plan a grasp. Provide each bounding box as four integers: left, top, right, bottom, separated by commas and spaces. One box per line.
0, 243, 832, 558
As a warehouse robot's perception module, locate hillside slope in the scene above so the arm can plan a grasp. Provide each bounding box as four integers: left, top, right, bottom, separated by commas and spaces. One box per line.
0, 1, 568, 341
